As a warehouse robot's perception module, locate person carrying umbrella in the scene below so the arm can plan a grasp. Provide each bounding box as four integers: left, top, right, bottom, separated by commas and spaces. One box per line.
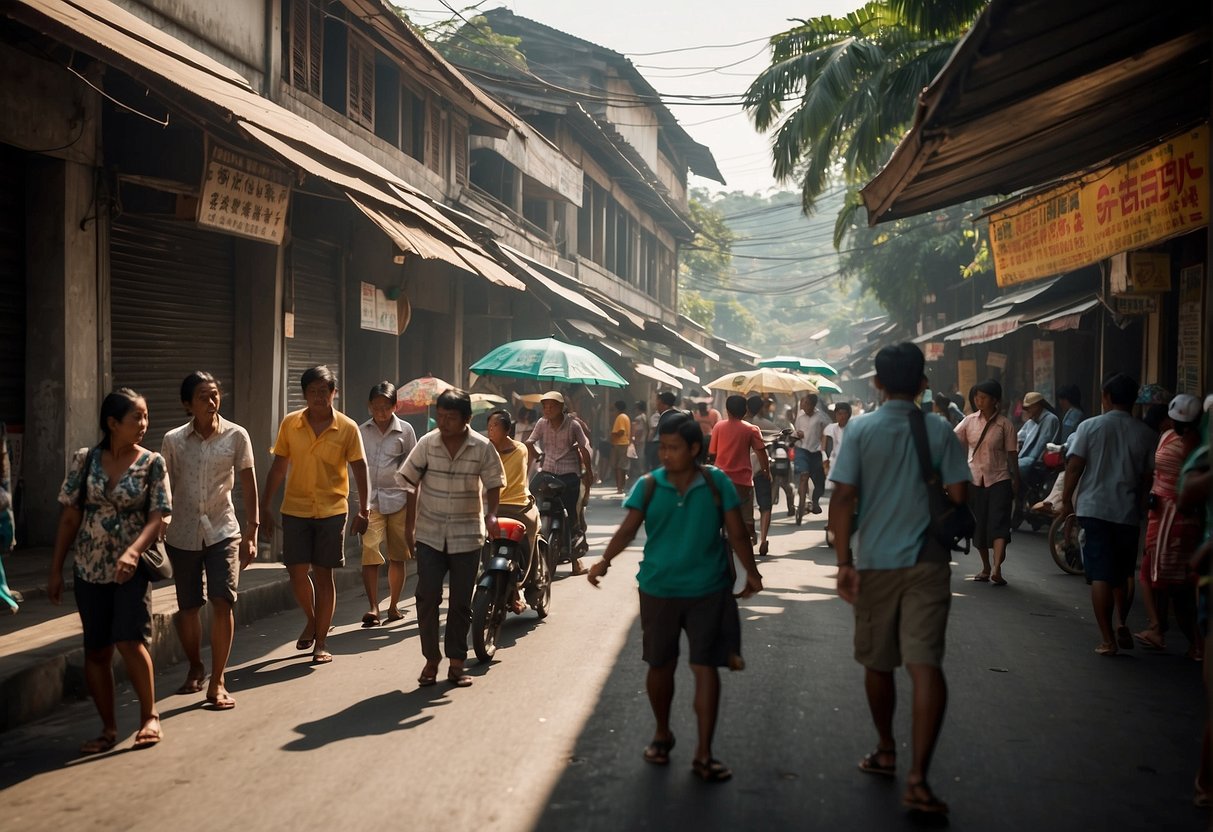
526, 391, 595, 574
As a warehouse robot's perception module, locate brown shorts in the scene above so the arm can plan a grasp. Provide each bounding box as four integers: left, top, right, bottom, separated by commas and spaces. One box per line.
360, 508, 410, 566
610, 443, 629, 472
167, 537, 240, 608
639, 587, 740, 667
853, 562, 951, 671
282, 513, 346, 569
735, 483, 755, 530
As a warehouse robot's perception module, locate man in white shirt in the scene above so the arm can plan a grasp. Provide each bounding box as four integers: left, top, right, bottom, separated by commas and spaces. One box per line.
162, 372, 258, 710
358, 382, 417, 627
793, 394, 832, 522
823, 402, 851, 476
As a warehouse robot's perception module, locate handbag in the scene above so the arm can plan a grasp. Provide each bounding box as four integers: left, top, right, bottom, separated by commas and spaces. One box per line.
626, 443, 638, 460
76, 447, 173, 581
908, 410, 975, 554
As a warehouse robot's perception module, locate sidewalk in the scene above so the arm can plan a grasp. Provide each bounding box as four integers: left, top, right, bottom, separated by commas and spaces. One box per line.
0, 545, 375, 733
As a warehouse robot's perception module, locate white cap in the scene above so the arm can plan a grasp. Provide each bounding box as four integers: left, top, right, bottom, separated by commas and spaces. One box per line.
1168, 393, 1201, 424
540, 390, 565, 404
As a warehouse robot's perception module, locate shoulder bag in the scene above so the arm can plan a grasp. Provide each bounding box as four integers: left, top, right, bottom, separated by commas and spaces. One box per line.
908, 410, 975, 555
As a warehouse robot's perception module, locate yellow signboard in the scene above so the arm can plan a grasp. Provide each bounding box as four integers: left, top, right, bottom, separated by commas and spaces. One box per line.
988, 125, 1208, 287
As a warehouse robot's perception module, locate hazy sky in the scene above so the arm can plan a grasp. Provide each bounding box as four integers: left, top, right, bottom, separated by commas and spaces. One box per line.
404, 1, 862, 195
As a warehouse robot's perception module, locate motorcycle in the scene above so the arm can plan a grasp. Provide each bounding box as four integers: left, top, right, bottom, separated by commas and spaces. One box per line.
1013, 443, 1067, 531
767, 428, 795, 517
531, 471, 575, 571
470, 516, 552, 662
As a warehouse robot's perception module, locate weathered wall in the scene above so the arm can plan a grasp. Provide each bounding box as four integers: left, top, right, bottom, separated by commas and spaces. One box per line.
113, 0, 267, 88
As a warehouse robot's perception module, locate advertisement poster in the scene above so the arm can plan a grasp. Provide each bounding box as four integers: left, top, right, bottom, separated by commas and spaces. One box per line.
1176, 265, 1204, 395
1032, 340, 1055, 403
359, 282, 400, 334
197, 141, 292, 244
957, 359, 977, 411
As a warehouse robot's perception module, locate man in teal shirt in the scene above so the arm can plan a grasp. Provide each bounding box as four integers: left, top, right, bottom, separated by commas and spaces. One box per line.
828, 343, 970, 816
588, 414, 762, 784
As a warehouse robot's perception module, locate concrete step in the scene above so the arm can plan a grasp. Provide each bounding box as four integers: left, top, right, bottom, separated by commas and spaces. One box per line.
0, 558, 379, 733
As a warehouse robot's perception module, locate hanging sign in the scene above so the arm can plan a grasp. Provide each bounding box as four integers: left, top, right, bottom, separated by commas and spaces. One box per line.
1176, 265, 1204, 395
988, 125, 1208, 287
924, 342, 945, 362
1032, 340, 1055, 403
197, 140, 293, 244
359, 282, 408, 335
986, 352, 1007, 370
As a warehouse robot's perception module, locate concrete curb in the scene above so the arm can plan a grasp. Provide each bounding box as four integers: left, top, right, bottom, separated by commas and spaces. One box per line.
0, 562, 386, 733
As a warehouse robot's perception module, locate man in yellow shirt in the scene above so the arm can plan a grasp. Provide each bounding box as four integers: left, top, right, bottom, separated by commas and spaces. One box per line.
261, 366, 370, 664
610, 399, 632, 494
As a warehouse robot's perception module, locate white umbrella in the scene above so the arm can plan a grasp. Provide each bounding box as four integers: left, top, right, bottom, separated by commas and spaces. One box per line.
704, 368, 818, 395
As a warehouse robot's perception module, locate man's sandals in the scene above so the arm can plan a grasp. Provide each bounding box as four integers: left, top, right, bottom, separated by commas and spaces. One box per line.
858, 747, 896, 777
643, 735, 675, 765
692, 757, 732, 783
902, 781, 949, 815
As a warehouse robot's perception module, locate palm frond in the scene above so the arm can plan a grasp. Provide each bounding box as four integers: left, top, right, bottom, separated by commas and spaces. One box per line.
833, 189, 866, 248
886, 0, 987, 39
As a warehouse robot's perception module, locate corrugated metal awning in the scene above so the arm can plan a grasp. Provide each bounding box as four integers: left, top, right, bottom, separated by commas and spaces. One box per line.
645, 322, 720, 362
650, 357, 700, 385
634, 363, 682, 389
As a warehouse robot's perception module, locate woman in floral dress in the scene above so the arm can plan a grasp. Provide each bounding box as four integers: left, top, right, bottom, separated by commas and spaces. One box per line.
48, 389, 172, 753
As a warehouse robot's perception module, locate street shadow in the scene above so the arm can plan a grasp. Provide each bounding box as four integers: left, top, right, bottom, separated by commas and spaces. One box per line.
282, 687, 449, 751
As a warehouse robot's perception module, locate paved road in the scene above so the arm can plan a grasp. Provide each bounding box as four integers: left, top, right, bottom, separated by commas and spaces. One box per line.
0, 487, 1206, 831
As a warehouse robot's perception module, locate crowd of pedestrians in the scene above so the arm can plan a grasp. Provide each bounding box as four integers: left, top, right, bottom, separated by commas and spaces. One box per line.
38, 348, 1213, 817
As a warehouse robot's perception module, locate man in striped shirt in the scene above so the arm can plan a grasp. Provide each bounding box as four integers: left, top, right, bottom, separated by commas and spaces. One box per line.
397, 389, 504, 688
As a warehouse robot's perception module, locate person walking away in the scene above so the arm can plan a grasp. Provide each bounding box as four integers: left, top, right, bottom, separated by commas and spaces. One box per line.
1057, 384, 1086, 443
709, 396, 769, 548
828, 343, 970, 816
397, 389, 504, 687
1016, 391, 1060, 514
769, 407, 796, 516
48, 389, 172, 752
587, 413, 762, 782
261, 366, 369, 664
694, 401, 721, 464
1133, 394, 1203, 657
486, 409, 539, 612
161, 372, 258, 710
933, 394, 963, 428
357, 382, 417, 627
745, 395, 778, 556
609, 400, 632, 494
954, 380, 1019, 586
526, 391, 594, 574
824, 402, 851, 477
793, 394, 831, 523
646, 392, 676, 471
630, 400, 649, 483
1060, 373, 1157, 656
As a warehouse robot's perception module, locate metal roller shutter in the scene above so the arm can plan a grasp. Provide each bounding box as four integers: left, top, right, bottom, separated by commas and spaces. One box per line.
110, 215, 235, 450
0, 147, 25, 426
285, 238, 342, 412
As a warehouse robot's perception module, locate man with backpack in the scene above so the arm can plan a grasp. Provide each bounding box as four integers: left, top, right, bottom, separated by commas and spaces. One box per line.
587, 413, 762, 784
828, 343, 970, 816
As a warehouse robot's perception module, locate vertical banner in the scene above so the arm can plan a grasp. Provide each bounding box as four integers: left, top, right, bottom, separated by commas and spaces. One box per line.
1032, 340, 1055, 403
1177, 265, 1204, 395
957, 359, 977, 412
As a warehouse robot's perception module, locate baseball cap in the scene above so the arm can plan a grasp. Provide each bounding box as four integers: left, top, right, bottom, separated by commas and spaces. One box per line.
1023, 391, 1044, 407
1168, 393, 1201, 424
540, 391, 565, 404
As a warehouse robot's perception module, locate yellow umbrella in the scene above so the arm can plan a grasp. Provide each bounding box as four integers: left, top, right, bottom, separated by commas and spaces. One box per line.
704, 368, 818, 395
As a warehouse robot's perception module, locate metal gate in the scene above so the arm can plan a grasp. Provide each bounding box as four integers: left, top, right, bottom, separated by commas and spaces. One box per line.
285, 238, 342, 412
0, 146, 25, 427
110, 215, 235, 449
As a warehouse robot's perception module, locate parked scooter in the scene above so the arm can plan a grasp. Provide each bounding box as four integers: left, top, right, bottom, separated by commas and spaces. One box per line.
470, 517, 552, 662
1013, 443, 1067, 531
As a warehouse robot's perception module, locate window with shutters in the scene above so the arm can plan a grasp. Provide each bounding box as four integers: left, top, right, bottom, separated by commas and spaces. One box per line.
347, 34, 375, 130
287, 0, 322, 97
426, 98, 445, 177
400, 85, 427, 162
451, 118, 468, 187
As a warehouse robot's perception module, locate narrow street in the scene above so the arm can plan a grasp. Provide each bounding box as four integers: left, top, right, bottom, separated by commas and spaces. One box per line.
0, 487, 1206, 831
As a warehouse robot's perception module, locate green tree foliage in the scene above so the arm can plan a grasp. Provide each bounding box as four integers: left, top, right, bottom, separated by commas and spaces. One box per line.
679, 290, 716, 329
395, 5, 529, 76
743, 0, 986, 215
682, 198, 735, 288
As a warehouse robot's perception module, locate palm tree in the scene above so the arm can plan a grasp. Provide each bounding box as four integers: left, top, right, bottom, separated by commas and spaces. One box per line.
744, 0, 986, 232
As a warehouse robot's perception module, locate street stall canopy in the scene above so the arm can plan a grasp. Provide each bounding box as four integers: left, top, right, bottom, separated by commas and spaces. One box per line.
861, 0, 1211, 225
634, 363, 683, 389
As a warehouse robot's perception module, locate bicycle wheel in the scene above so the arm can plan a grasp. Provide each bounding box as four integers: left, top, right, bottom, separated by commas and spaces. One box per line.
1048, 513, 1084, 575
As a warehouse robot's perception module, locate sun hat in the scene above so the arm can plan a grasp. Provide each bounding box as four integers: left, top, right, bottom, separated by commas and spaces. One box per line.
1168, 393, 1201, 424
539, 391, 565, 404
1023, 391, 1044, 407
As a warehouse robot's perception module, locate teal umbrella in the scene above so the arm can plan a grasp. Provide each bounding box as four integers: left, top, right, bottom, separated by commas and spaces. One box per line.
470, 337, 628, 388
756, 355, 839, 377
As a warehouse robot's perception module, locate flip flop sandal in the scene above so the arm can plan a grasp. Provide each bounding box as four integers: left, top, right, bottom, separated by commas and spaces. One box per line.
296, 635, 315, 651
1116, 625, 1135, 650
175, 676, 207, 695
902, 781, 948, 814
132, 721, 163, 750
205, 693, 237, 710
447, 671, 473, 687
417, 673, 437, 687
858, 747, 897, 776
387, 609, 406, 622
643, 736, 675, 765
361, 613, 381, 628
971, 574, 990, 582
1134, 631, 1166, 650
990, 576, 1008, 586
79, 733, 118, 755
311, 650, 333, 664
691, 758, 732, 783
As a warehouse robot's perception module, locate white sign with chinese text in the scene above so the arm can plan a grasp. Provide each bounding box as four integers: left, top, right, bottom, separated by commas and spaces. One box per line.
197, 142, 292, 244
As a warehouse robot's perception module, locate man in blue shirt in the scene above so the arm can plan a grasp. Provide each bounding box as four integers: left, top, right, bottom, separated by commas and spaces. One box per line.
1017, 391, 1060, 469
1057, 384, 1085, 443
1061, 373, 1156, 656
828, 343, 970, 817
588, 414, 762, 784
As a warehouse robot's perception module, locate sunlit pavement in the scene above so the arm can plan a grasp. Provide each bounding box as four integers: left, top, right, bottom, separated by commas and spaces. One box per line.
0, 485, 1206, 831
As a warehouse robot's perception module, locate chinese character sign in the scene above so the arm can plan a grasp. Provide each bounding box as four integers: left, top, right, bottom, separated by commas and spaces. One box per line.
1176, 265, 1204, 395
1032, 340, 1054, 404
988, 125, 1208, 287
197, 142, 293, 245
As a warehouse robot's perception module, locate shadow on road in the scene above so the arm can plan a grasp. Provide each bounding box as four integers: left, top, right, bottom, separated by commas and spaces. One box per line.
282, 687, 450, 751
